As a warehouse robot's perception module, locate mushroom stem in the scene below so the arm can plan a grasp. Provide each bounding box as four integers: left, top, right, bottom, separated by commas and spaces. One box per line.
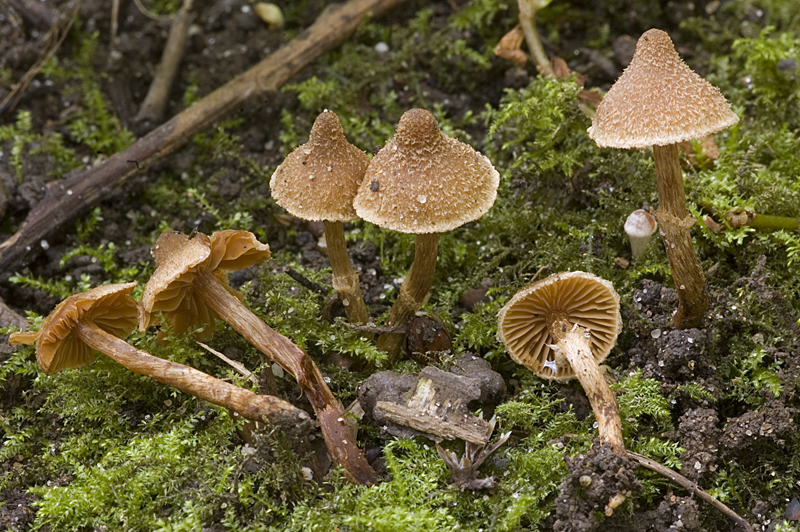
551, 323, 625, 455
192, 270, 377, 485
323, 220, 369, 324
70, 320, 308, 430
653, 143, 707, 329
376, 232, 440, 357
517, 0, 555, 78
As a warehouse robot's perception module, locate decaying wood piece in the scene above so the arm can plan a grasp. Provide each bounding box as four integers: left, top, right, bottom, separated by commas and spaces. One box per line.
360, 357, 507, 445
0, 0, 409, 273
134, 0, 195, 130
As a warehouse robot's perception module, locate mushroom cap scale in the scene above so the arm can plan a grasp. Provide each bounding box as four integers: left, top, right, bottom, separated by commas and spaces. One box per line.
588, 29, 738, 149
353, 108, 499, 234
139, 230, 271, 338
270, 110, 369, 222
9, 282, 138, 375
497, 271, 621, 380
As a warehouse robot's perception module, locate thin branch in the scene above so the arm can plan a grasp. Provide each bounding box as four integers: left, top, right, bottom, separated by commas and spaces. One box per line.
626, 451, 753, 532
134, 0, 195, 130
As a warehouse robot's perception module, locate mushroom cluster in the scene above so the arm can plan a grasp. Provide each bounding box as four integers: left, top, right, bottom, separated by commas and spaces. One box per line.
11, 229, 376, 486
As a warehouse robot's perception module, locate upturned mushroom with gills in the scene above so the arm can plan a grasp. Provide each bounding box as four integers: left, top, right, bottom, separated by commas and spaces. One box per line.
138, 229, 376, 485
354, 108, 499, 357
8, 283, 308, 430
497, 271, 625, 455
588, 28, 739, 328
270, 110, 370, 324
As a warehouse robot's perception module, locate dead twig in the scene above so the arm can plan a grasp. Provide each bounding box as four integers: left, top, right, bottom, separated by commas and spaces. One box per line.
134, 0, 195, 131
626, 451, 754, 532
0, 1, 82, 119
0, 0, 410, 274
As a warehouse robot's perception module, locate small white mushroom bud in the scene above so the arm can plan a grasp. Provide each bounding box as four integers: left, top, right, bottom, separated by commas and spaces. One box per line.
255, 3, 284, 30
624, 209, 658, 258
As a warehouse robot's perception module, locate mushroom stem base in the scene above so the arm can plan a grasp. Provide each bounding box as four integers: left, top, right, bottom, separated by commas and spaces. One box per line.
554, 326, 625, 455
653, 143, 707, 328
377, 232, 439, 358
74, 321, 309, 431
324, 220, 369, 324
193, 270, 377, 485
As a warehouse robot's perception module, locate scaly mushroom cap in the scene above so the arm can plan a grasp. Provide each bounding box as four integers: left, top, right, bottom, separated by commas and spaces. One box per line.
497, 271, 621, 380
353, 108, 499, 234
270, 110, 370, 222
139, 230, 270, 338
9, 282, 138, 375
588, 29, 738, 149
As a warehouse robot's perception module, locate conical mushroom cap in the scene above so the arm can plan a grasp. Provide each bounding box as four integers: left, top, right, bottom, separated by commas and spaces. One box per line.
9, 282, 138, 375
270, 110, 370, 222
497, 271, 621, 380
139, 230, 270, 339
588, 29, 738, 149
353, 108, 499, 234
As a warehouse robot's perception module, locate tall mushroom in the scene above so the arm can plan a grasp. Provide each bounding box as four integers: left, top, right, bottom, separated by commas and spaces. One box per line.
270, 110, 370, 323
8, 283, 308, 429
588, 28, 739, 328
354, 108, 499, 356
139, 229, 376, 485
497, 271, 625, 455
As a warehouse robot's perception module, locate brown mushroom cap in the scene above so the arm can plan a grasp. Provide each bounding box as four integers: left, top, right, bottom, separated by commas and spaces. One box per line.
9, 282, 138, 375
588, 29, 738, 149
270, 110, 370, 222
353, 108, 499, 234
497, 271, 621, 380
139, 230, 270, 338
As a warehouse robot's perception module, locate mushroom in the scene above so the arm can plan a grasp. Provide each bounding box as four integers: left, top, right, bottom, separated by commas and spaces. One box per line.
139, 229, 376, 485
497, 271, 624, 455
8, 283, 308, 429
354, 108, 499, 356
588, 29, 739, 328
624, 209, 658, 258
270, 110, 370, 324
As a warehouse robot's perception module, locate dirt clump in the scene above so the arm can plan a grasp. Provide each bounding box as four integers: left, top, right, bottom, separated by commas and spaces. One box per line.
553, 442, 641, 532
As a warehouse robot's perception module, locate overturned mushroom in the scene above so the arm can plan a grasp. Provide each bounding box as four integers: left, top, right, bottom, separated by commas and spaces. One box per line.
497, 271, 624, 455
588, 29, 739, 328
139, 229, 376, 485
270, 110, 370, 324
354, 108, 499, 356
9, 283, 308, 430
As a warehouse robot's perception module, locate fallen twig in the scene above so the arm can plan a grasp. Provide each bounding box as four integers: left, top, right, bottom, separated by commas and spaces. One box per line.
0, 0, 409, 274
134, 0, 195, 131
626, 451, 754, 532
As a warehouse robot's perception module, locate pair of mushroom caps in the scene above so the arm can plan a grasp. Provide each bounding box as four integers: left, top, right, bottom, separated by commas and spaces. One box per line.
589, 28, 739, 328
12, 229, 376, 486
271, 108, 499, 355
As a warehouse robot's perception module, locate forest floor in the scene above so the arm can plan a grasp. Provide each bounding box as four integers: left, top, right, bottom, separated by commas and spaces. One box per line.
1, 0, 800, 531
